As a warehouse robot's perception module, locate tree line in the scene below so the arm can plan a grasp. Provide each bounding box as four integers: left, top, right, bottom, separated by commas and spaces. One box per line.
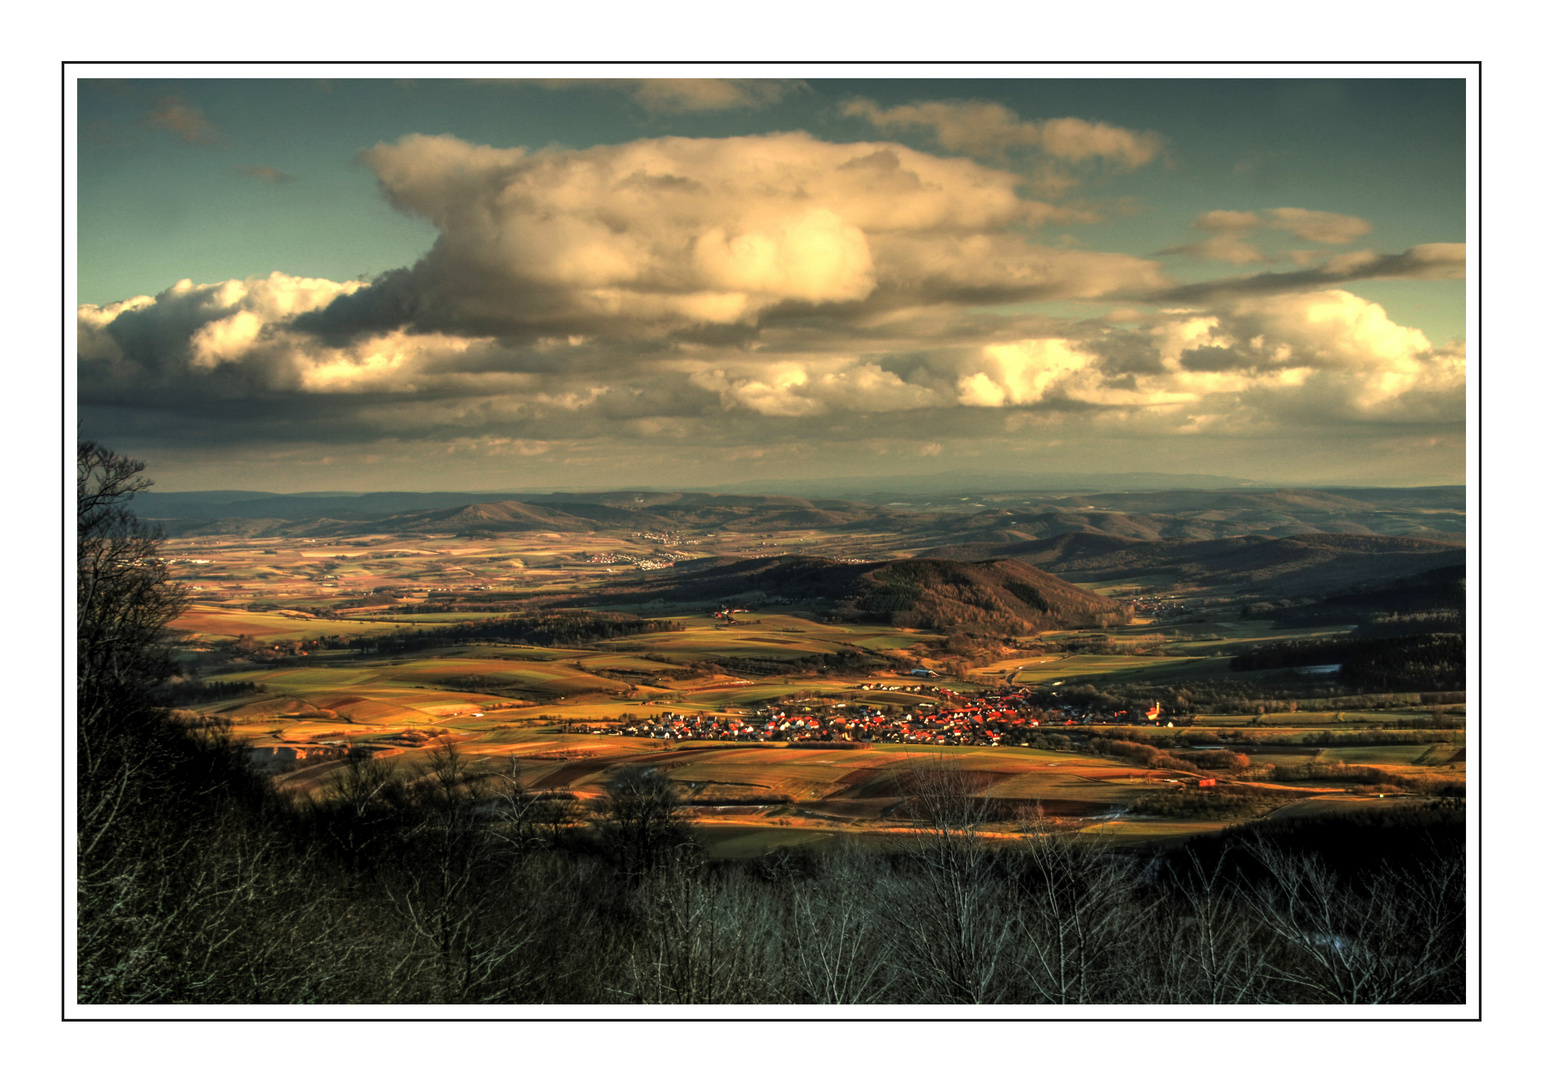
1051, 678, 1464, 720
1229, 633, 1465, 692
273, 611, 689, 656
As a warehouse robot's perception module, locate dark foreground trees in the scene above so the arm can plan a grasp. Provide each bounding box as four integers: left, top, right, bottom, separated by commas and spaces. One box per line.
78, 732, 1467, 1004
75, 443, 1466, 1006
76, 445, 371, 1002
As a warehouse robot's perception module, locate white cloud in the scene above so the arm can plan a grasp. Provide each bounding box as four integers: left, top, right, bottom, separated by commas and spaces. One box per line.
1038, 117, 1164, 167
631, 79, 801, 113
1166, 207, 1375, 264
1228, 290, 1432, 371
79, 272, 362, 382
691, 208, 875, 303
926, 288, 1464, 425
190, 310, 262, 369
293, 330, 493, 393
1156, 290, 1466, 423
76, 108, 1461, 481
870, 232, 1168, 301
956, 370, 1008, 407
1175, 235, 1268, 265
77, 294, 154, 364
954, 339, 1099, 406
1391, 243, 1467, 279
842, 98, 1038, 158
691, 358, 937, 417
1263, 207, 1373, 245
842, 98, 1164, 169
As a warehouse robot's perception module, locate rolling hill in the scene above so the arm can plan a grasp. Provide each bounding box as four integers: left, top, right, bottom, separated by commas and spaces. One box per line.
599, 554, 1128, 637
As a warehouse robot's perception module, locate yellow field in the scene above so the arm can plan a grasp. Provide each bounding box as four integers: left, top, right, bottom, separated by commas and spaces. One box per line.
174, 603, 422, 642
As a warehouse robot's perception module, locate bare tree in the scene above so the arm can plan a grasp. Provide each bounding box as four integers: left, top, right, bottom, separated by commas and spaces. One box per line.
1151, 847, 1269, 1004
596, 765, 693, 876
786, 839, 896, 1003
382, 741, 544, 1002
77, 441, 186, 733
76, 442, 199, 1001
76, 443, 189, 854
476, 754, 576, 854
621, 858, 780, 1004
888, 760, 1018, 1003
1241, 839, 1466, 1004
1011, 822, 1142, 1005
308, 744, 411, 869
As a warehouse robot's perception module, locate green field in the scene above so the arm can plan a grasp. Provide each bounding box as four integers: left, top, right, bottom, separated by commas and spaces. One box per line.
987, 653, 1212, 684
1318, 744, 1459, 766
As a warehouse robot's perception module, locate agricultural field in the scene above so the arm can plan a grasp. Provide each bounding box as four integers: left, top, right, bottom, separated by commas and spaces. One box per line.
167, 526, 1466, 857
985, 653, 1213, 685
176, 602, 424, 642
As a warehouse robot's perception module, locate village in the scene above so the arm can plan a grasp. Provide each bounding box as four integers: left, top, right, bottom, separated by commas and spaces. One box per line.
579, 684, 1173, 747
583, 551, 678, 570
1129, 594, 1193, 619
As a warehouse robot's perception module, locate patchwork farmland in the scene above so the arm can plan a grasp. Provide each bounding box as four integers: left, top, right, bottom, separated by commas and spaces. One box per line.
165, 515, 1465, 857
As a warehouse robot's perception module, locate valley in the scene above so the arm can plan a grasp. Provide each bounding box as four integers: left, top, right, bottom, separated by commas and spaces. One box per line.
161, 484, 1468, 857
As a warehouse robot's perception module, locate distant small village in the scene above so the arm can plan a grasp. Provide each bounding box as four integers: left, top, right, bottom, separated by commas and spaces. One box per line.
1130, 595, 1193, 619
584, 551, 677, 570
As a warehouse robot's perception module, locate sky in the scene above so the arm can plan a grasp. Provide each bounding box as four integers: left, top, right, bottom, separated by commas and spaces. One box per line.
71, 68, 1470, 493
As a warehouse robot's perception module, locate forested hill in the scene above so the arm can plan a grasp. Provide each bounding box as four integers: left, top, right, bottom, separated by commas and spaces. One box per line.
599, 555, 1128, 636
919, 532, 1466, 599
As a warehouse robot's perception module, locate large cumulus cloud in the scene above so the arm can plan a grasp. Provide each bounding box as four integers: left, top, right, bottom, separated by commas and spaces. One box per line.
297, 132, 1168, 341
80, 272, 367, 398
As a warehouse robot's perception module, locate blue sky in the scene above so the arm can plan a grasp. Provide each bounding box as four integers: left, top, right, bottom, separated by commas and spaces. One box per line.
74, 69, 1469, 492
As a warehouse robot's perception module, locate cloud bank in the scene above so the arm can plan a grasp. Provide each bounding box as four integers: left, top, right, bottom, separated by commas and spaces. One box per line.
77, 127, 1465, 486
522, 78, 806, 112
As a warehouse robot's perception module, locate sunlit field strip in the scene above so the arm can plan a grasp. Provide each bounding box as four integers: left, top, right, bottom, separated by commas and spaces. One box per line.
987, 654, 1210, 684
173, 606, 421, 642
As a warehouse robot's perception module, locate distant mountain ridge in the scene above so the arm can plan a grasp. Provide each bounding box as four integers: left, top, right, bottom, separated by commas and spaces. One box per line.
693, 470, 1262, 498
136, 485, 1466, 543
